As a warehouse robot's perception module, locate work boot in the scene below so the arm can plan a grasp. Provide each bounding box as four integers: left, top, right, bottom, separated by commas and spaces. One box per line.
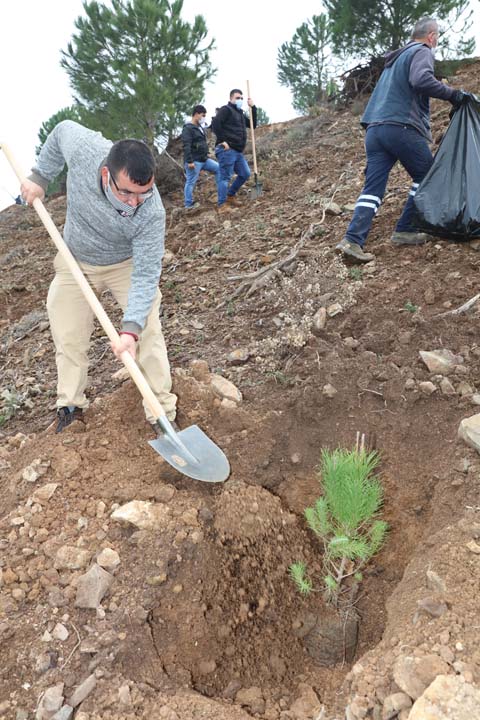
390, 231, 433, 245
226, 194, 242, 207
217, 203, 232, 215
55, 407, 84, 433
185, 202, 201, 211
151, 418, 180, 436
335, 238, 375, 263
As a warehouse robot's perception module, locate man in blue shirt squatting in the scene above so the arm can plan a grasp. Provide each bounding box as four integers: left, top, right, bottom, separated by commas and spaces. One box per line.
336, 17, 471, 264
20, 121, 178, 434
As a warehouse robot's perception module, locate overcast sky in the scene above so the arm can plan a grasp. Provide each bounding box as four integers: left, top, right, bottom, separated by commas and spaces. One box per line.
1, 0, 479, 211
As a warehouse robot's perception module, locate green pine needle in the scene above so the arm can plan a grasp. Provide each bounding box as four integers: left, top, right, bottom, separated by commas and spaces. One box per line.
289, 562, 313, 595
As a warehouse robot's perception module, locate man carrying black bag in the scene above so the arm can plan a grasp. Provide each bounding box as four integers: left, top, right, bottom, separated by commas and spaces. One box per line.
336, 17, 471, 264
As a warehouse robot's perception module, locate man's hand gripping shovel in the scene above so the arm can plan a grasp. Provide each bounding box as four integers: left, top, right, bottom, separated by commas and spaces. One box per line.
0, 143, 230, 483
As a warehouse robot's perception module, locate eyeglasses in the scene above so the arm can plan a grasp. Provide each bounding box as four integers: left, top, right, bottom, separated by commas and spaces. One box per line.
109, 170, 154, 201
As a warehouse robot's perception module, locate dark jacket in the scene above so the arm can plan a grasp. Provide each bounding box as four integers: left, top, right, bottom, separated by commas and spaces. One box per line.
213, 102, 257, 152
361, 42, 456, 141
181, 122, 209, 163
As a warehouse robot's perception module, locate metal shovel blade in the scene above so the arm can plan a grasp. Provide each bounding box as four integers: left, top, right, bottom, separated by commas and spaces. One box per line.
148, 421, 230, 483
250, 173, 263, 199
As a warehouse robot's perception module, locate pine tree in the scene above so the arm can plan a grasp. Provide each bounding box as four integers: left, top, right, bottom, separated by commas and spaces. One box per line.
324, 0, 475, 58
61, 0, 215, 146
256, 107, 270, 126
36, 107, 83, 195
277, 14, 335, 115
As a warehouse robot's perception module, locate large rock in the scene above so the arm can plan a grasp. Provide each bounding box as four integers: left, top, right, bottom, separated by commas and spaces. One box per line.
408, 674, 480, 719
75, 565, 113, 609
289, 683, 322, 719
458, 414, 480, 453
210, 374, 242, 404
235, 687, 265, 715
111, 500, 170, 530
419, 349, 462, 375
393, 654, 450, 700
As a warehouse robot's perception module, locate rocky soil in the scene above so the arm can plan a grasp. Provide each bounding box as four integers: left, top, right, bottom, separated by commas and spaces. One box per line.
2, 61, 480, 720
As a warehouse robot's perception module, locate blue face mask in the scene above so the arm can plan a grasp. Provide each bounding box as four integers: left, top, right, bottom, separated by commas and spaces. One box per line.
235, 99, 243, 110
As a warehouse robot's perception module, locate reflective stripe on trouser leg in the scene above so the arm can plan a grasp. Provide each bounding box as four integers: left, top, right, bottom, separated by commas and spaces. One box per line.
345, 194, 382, 247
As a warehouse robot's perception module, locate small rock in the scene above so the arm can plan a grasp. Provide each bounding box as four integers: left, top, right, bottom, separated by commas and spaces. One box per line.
466, 540, 480, 554
210, 374, 242, 403
54, 546, 91, 570
67, 674, 96, 708
439, 377, 456, 396
227, 348, 250, 365
419, 381, 437, 395
96, 548, 120, 571
471, 394, 480, 405
118, 684, 132, 706
198, 659, 216, 675
189, 359, 211, 382
22, 458, 49, 483
36, 683, 64, 720
312, 308, 327, 332
382, 692, 412, 718
323, 384, 337, 398
327, 302, 343, 317
111, 367, 130, 381
344, 337, 359, 350
111, 500, 170, 530
419, 349, 463, 375
424, 288, 436, 305
289, 684, 321, 720
75, 565, 113, 609
32, 483, 58, 504
325, 202, 342, 215
457, 381, 474, 397
458, 414, 480, 453
52, 623, 69, 641
291, 452, 301, 465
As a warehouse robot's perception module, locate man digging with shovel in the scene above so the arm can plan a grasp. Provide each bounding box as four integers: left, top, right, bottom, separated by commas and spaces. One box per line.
20, 120, 178, 434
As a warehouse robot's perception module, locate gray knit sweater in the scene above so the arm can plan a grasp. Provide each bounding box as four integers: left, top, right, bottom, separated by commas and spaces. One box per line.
31, 120, 165, 334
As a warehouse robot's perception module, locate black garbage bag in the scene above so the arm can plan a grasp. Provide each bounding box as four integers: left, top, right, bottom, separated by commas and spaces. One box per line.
414, 95, 480, 239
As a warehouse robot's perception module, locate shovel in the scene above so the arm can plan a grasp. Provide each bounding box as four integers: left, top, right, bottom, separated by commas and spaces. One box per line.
246, 80, 263, 198
1, 143, 230, 483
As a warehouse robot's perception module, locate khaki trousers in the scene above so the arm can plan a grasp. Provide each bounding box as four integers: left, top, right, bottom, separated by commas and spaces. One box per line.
46, 253, 177, 422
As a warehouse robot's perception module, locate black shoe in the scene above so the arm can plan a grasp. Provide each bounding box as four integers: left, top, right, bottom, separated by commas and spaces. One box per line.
56, 406, 84, 433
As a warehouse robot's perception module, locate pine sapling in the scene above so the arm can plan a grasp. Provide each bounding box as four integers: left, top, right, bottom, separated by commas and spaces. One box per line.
290, 447, 388, 606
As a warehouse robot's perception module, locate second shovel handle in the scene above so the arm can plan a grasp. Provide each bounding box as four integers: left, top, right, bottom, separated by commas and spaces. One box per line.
246, 80, 258, 176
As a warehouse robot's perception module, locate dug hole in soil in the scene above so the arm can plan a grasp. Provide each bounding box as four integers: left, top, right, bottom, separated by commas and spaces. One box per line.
2, 61, 480, 720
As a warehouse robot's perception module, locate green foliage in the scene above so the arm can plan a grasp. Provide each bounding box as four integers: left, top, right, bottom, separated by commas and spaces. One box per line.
255, 106, 270, 126
289, 562, 313, 595
404, 300, 418, 313
349, 266, 362, 281
277, 14, 336, 114
0, 388, 27, 426
290, 447, 388, 605
325, 0, 475, 58
61, 0, 216, 145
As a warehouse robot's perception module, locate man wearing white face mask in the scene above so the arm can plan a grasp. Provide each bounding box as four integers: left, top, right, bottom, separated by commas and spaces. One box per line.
213, 88, 257, 213
335, 17, 471, 264
20, 120, 177, 433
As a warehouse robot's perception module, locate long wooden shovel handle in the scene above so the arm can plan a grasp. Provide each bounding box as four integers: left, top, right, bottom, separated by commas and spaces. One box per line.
0, 142, 166, 420
246, 80, 258, 176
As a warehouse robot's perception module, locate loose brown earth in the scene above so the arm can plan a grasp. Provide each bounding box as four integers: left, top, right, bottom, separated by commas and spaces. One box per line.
1, 62, 480, 720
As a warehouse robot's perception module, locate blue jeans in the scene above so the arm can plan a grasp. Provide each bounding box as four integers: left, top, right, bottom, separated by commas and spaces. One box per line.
215, 146, 251, 205
184, 158, 219, 207
345, 124, 434, 247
